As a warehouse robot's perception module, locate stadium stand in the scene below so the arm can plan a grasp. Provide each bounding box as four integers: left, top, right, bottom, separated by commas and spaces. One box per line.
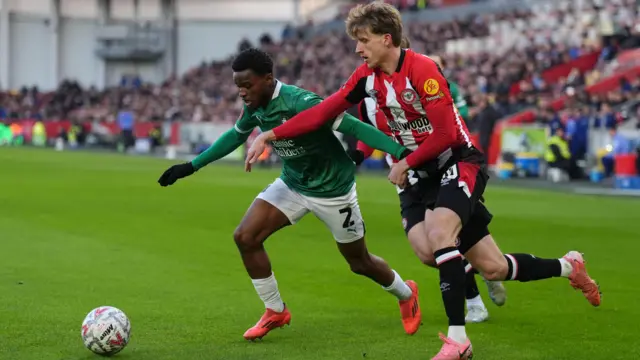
1, 0, 640, 186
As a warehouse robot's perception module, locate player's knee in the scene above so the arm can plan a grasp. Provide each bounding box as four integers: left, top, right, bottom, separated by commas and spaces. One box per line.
417, 250, 437, 268
233, 227, 260, 252
425, 210, 461, 250
407, 225, 436, 267
426, 226, 456, 250
480, 257, 509, 281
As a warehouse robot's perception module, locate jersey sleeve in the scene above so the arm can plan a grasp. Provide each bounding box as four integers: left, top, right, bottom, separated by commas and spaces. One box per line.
292, 91, 339, 130
293, 91, 323, 114
271, 66, 369, 139
191, 108, 254, 170
234, 106, 258, 134
334, 112, 407, 160
356, 100, 375, 158
404, 56, 463, 169
191, 128, 249, 170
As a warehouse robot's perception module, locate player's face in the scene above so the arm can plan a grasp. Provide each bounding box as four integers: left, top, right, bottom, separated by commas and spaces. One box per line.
354, 28, 392, 68
233, 70, 274, 109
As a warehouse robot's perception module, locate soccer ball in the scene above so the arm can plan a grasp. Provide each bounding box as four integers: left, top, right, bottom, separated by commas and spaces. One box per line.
81, 306, 131, 356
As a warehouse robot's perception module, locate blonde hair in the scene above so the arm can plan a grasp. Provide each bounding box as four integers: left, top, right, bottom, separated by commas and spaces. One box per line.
345, 1, 403, 47
400, 35, 411, 48
429, 55, 445, 70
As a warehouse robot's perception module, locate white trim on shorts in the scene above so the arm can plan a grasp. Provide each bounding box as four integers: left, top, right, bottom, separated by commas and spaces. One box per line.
256, 178, 365, 243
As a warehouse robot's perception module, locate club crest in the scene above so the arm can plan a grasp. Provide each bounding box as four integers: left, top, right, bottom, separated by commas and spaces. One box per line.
401, 89, 418, 104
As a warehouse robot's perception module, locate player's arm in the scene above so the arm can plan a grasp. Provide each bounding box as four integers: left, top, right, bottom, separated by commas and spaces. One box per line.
355, 99, 376, 160
450, 82, 469, 120
402, 58, 461, 170
268, 68, 369, 140
348, 99, 378, 165
190, 126, 251, 170
192, 107, 256, 169
158, 108, 255, 186
333, 113, 409, 161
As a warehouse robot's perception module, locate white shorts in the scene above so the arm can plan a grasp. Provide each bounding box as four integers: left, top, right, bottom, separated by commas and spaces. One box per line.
256, 178, 365, 243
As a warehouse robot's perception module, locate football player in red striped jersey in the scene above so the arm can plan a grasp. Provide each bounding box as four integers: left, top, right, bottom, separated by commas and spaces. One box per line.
381, 35, 506, 324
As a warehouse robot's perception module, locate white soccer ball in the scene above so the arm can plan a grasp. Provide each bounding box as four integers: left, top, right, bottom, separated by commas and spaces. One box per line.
81, 306, 131, 356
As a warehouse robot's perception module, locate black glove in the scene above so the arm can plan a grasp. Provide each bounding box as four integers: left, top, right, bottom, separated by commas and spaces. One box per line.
158, 162, 196, 187
347, 149, 366, 166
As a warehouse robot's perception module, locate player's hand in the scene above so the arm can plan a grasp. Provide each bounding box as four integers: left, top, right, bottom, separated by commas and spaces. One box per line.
245, 131, 275, 172
158, 162, 195, 187
388, 159, 411, 188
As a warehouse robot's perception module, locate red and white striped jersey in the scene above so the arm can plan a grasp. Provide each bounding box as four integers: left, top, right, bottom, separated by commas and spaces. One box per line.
357, 98, 395, 166
271, 49, 483, 173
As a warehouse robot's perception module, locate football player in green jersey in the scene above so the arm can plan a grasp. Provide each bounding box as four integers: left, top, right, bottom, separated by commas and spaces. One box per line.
158, 48, 422, 341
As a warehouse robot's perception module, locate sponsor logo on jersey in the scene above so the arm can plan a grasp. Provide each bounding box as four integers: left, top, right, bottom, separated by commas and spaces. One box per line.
387, 117, 433, 134
271, 139, 306, 157
401, 89, 418, 104
423, 78, 439, 95
367, 89, 378, 98
425, 91, 444, 102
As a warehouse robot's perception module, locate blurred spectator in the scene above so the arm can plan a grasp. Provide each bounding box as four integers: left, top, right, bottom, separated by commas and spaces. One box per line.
545, 125, 572, 173
0, 0, 636, 134
565, 106, 590, 160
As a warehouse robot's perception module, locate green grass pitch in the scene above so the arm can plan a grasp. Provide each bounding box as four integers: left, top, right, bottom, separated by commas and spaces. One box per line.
0, 147, 638, 359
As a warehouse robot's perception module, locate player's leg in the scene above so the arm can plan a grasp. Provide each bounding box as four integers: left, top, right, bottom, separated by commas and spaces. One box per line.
458, 198, 600, 307
401, 180, 496, 323
309, 184, 421, 335
463, 232, 601, 307
428, 162, 487, 359
398, 180, 438, 267
456, 202, 506, 319
237, 178, 309, 340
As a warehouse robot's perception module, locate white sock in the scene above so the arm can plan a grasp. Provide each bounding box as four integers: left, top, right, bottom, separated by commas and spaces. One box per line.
382, 270, 413, 300
251, 273, 285, 312
558, 258, 573, 277
448, 325, 467, 344
466, 295, 485, 309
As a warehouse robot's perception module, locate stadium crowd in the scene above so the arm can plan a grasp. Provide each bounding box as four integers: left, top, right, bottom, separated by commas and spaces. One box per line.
0, 0, 638, 140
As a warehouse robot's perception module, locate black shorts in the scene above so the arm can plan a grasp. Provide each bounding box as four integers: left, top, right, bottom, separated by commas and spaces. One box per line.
398, 162, 491, 254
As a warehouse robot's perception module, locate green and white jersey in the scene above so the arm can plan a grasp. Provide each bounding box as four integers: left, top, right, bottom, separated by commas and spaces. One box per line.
235, 81, 356, 198
448, 81, 469, 120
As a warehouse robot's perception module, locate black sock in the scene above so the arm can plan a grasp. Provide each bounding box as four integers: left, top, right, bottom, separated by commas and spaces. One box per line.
434, 247, 466, 326
504, 254, 562, 282
463, 259, 480, 300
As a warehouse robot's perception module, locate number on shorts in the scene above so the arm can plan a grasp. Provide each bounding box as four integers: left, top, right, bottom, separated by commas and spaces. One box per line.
339, 207, 355, 228
442, 165, 458, 182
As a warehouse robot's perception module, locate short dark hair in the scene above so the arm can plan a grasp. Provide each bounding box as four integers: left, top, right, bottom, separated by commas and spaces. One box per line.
231, 48, 273, 76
